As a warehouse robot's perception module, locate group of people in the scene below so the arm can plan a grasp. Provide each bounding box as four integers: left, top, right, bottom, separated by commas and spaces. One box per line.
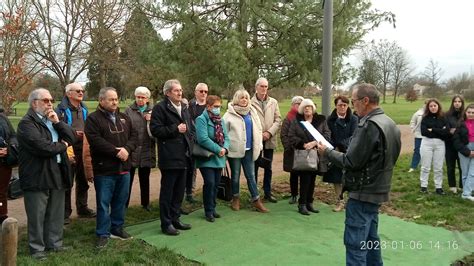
0, 81, 403, 265
409, 95, 474, 201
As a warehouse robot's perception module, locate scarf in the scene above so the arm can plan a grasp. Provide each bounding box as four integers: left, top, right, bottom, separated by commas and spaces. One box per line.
286, 106, 298, 121
208, 111, 224, 146
233, 104, 251, 116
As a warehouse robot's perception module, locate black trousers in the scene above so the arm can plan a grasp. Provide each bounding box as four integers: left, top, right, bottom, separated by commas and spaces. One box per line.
290, 171, 299, 197
159, 168, 186, 230
65, 152, 90, 217
126, 167, 151, 207
445, 143, 463, 188
185, 158, 196, 196
298, 171, 316, 205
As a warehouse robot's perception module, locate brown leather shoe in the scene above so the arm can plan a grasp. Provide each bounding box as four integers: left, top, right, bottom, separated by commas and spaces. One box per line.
231, 196, 240, 211
253, 198, 269, 213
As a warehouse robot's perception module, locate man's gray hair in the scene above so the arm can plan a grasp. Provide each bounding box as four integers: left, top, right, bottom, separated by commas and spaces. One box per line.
255, 77, 268, 87
163, 79, 180, 95
134, 86, 151, 98
354, 83, 380, 105
98, 87, 117, 101
65, 82, 83, 93
28, 88, 49, 106
195, 82, 208, 91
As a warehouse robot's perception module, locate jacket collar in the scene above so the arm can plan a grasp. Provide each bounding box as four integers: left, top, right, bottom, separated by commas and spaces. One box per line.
358, 108, 384, 125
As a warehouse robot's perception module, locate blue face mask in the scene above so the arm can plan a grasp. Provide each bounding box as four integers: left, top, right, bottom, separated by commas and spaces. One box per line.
211, 107, 220, 115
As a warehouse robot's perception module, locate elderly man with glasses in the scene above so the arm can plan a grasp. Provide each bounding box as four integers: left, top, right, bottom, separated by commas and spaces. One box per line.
185, 82, 209, 204
56, 83, 95, 225
84, 87, 138, 248
17, 88, 76, 260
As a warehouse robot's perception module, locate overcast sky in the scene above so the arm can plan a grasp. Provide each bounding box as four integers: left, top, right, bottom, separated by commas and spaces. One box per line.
350, 0, 474, 83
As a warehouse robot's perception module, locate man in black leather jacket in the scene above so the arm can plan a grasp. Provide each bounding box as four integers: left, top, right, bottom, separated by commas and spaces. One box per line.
318, 83, 401, 266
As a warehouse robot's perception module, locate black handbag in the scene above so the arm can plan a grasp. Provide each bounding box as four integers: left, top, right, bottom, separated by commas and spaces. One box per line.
5, 144, 18, 167
192, 144, 213, 158
255, 152, 272, 169
8, 170, 23, 200
217, 164, 232, 201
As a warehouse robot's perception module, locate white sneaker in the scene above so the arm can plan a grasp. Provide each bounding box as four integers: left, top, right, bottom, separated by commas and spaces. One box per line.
408, 168, 415, 173
461, 195, 474, 202
449, 187, 457, 194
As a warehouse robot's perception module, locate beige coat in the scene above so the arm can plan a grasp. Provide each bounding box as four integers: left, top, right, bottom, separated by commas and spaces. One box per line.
223, 103, 263, 161
251, 95, 282, 149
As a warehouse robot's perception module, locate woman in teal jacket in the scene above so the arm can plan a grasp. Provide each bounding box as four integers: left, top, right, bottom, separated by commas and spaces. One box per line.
195, 95, 230, 222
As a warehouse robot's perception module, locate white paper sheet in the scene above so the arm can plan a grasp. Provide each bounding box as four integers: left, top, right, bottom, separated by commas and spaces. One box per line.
300, 121, 334, 150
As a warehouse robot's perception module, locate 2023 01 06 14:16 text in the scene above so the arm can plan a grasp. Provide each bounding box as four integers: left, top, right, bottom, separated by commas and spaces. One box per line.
360, 240, 460, 250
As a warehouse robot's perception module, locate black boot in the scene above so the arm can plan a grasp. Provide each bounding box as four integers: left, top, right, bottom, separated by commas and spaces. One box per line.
298, 204, 310, 215
306, 203, 320, 213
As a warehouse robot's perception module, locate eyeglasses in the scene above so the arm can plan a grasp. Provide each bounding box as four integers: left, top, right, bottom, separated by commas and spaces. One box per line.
351, 98, 363, 105
198, 90, 208, 94
35, 98, 55, 104
74, 89, 84, 94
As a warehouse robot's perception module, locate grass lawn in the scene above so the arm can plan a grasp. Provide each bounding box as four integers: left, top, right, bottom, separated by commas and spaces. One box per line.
12, 155, 473, 265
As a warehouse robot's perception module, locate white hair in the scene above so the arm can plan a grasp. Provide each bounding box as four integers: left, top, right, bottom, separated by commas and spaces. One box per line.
195, 83, 208, 91
298, 98, 316, 115
28, 88, 50, 106
65, 83, 83, 93
134, 86, 151, 98
163, 79, 180, 95
255, 77, 268, 87
291, 96, 304, 105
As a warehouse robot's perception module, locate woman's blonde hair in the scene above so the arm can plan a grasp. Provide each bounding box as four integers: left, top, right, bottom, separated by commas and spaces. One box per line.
232, 89, 250, 105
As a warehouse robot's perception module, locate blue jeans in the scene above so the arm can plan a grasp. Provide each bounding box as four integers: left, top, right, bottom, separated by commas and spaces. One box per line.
410, 138, 421, 169
458, 142, 474, 197
199, 167, 222, 216
228, 149, 260, 201
255, 148, 274, 195
94, 173, 130, 237
344, 198, 383, 266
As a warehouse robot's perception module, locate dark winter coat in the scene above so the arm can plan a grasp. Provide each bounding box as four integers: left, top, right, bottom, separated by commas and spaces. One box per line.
0, 112, 17, 167
421, 114, 450, 140
125, 102, 156, 168
17, 108, 75, 191
56, 96, 88, 151
323, 108, 358, 183
453, 121, 471, 157
280, 108, 298, 172
84, 106, 138, 177
150, 97, 193, 170
288, 113, 331, 173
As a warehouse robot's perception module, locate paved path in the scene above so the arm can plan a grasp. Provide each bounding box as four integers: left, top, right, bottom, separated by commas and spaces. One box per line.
7, 125, 413, 227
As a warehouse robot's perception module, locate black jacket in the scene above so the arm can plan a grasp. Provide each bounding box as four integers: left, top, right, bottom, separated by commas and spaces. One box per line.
326, 108, 401, 203
17, 108, 75, 191
453, 122, 471, 157
84, 106, 138, 176
288, 113, 331, 173
0, 113, 17, 167
326, 108, 358, 153
150, 97, 193, 169
421, 114, 449, 140
124, 102, 156, 168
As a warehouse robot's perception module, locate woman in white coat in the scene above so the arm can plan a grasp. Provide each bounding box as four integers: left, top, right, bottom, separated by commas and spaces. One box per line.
223, 89, 268, 213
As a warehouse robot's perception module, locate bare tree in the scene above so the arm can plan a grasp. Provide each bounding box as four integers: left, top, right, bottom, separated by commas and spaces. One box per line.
82, 0, 130, 89
446, 72, 473, 94
30, 0, 89, 89
423, 58, 444, 97
391, 47, 412, 103
370, 40, 399, 103
0, 0, 42, 113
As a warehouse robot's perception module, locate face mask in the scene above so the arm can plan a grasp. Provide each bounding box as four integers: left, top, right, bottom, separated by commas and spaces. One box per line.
211, 107, 220, 115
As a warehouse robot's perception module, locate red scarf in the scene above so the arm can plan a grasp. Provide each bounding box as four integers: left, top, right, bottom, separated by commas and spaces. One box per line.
286, 106, 299, 121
